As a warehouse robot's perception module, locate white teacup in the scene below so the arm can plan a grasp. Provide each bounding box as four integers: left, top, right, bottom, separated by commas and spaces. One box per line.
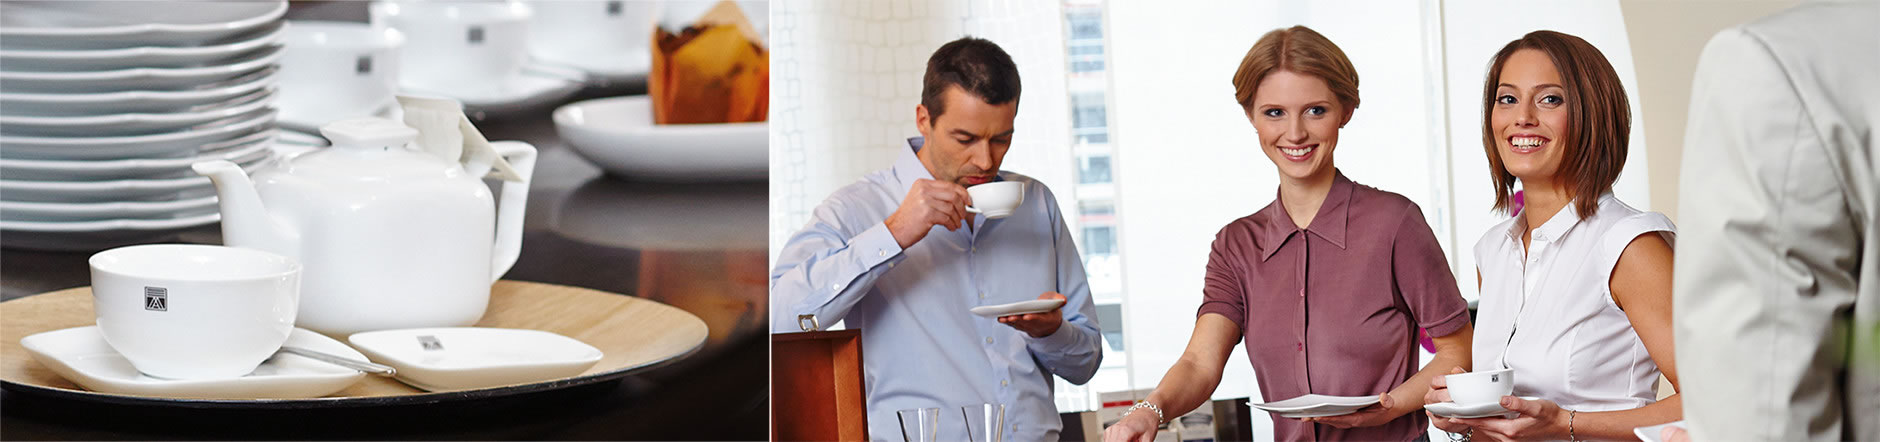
966, 181, 1026, 219
1445, 368, 1516, 405
280, 21, 404, 127
526, 0, 654, 74
89, 244, 301, 380
371, 0, 533, 97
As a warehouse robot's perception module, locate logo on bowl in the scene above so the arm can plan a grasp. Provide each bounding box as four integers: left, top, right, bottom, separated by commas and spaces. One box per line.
143, 287, 168, 312
1491, 374, 1499, 382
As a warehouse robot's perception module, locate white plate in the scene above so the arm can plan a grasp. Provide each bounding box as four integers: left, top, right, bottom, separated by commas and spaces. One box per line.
1424, 396, 1540, 419
1634, 420, 1685, 442
0, 46, 281, 93
0, 153, 263, 202
0, 1, 286, 49
0, 69, 275, 115
0, 212, 217, 251
969, 299, 1069, 318
0, 89, 273, 136
401, 65, 584, 114
348, 327, 604, 392
553, 95, 767, 182
1250, 394, 1380, 418
0, 131, 274, 180
0, 195, 218, 222
0, 23, 285, 71
19, 326, 365, 400
0, 110, 273, 160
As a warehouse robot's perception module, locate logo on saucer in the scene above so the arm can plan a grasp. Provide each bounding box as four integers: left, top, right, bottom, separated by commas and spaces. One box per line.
1490, 374, 1500, 382
143, 287, 168, 311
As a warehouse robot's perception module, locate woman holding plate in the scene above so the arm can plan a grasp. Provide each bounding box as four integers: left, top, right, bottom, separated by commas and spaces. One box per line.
1424, 30, 1682, 441
1104, 25, 1474, 442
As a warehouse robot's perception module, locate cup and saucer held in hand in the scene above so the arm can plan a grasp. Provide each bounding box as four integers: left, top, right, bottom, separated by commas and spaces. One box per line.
1425, 368, 1534, 419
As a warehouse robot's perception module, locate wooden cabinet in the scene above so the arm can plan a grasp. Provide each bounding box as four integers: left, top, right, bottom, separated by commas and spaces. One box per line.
772, 330, 868, 441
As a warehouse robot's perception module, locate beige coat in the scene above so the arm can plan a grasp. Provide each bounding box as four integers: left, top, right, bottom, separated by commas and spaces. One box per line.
1674, 2, 1879, 441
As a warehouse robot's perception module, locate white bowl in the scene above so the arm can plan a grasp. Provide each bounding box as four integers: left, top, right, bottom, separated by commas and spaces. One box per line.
348, 327, 603, 392
0, 70, 276, 115
0, 109, 274, 160
0, 1, 286, 49
88, 243, 301, 380
0, 46, 281, 93
526, 0, 653, 77
0, 131, 274, 181
278, 21, 403, 129
552, 95, 766, 182
0, 23, 285, 71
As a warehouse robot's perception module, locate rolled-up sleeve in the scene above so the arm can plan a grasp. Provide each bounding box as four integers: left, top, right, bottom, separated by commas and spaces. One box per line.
769, 194, 907, 333
1391, 203, 1470, 338
1197, 226, 1250, 331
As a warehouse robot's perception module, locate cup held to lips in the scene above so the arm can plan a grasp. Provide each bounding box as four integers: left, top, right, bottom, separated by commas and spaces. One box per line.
89, 244, 301, 380
964, 181, 1025, 219
1444, 368, 1515, 405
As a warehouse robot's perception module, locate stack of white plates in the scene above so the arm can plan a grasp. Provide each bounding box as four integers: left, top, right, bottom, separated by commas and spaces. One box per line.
0, 1, 287, 251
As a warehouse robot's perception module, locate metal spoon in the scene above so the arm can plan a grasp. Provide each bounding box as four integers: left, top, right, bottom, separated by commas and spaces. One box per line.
277, 346, 396, 376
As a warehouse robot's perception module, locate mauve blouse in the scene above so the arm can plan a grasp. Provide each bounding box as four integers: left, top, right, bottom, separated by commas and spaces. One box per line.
1198, 171, 1470, 441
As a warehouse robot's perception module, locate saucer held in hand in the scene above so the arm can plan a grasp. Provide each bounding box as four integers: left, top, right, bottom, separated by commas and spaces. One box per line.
969, 299, 1067, 318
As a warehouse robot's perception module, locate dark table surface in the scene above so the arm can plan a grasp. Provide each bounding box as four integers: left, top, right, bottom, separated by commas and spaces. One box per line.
0, 70, 771, 441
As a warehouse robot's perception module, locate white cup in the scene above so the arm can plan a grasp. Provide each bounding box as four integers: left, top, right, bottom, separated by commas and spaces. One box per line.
1445, 368, 1516, 405
279, 21, 405, 126
89, 244, 301, 380
371, 0, 533, 97
965, 181, 1026, 219
526, 0, 654, 74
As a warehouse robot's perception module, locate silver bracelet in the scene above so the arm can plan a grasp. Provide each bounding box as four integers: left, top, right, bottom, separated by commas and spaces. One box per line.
1446, 428, 1471, 442
1568, 409, 1578, 442
1126, 401, 1164, 424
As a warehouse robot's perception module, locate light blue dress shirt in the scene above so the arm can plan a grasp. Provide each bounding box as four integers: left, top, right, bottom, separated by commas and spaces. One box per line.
771, 137, 1103, 441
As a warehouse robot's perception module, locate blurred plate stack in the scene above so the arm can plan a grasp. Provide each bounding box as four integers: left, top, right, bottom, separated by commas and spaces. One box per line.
0, 0, 287, 251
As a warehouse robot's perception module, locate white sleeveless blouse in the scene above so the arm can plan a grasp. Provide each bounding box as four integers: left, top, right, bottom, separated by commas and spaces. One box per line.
1472, 193, 1676, 411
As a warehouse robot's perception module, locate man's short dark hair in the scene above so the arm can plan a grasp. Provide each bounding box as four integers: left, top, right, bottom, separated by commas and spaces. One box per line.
921, 37, 1021, 122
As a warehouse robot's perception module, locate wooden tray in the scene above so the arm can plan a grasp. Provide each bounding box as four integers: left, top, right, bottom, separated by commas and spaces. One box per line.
0, 280, 708, 408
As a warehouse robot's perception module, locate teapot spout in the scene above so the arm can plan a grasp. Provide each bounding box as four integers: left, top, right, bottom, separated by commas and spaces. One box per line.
192, 160, 296, 255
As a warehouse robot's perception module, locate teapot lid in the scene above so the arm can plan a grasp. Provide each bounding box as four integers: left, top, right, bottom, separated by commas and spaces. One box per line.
321, 117, 418, 150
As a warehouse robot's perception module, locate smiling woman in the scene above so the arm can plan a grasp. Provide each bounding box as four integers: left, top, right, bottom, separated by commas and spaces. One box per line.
1102, 25, 1475, 442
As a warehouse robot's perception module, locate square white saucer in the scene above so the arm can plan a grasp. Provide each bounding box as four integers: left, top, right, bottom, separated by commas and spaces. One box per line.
18, 326, 366, 399
347, 327, 603, 392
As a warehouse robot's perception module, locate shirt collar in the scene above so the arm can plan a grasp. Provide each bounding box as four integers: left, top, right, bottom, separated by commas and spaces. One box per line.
1257, 170, 1354, 261
891, 137, 936, 198
1504, 192, 1608, 244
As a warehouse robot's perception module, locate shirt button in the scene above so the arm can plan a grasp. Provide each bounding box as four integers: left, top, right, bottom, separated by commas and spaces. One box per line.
878, 250, 887, 257
972, 246, 978, 253
985, 337, 994, 344
1297, 342, 1303, 351
1001, 379, 1009, 387
979, 292, 986, 299
832, 283, 843, 290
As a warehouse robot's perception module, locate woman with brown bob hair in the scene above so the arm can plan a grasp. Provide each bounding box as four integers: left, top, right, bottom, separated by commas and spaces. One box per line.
1423, 30, 1681, 441
1105, 25, 1473, 442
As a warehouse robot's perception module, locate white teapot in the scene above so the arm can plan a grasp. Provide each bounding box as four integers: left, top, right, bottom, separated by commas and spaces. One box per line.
193, 117, 536, 335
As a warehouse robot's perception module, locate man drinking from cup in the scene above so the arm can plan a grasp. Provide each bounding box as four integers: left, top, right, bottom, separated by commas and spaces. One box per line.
770, 37, 1103, 441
